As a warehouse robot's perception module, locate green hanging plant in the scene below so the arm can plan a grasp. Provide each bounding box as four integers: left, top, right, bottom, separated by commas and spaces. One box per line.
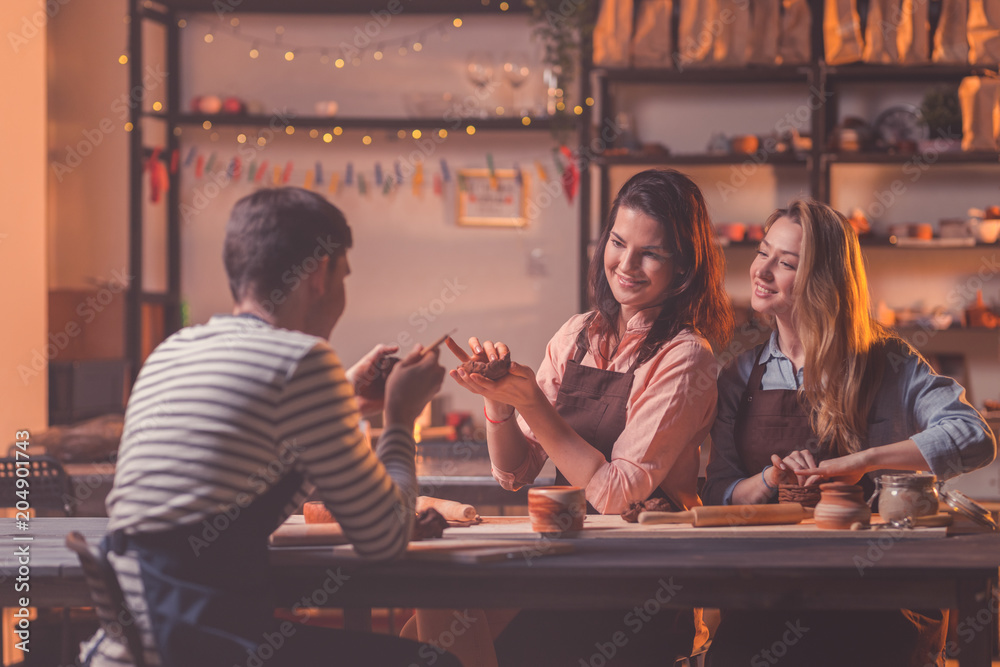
526, 0, 597, 137
919, 87, 962, 141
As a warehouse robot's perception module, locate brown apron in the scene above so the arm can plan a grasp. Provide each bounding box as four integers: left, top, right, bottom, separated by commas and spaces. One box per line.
706, 347, 947, 667
553, 343, 676, 513
494, 341, 695, 666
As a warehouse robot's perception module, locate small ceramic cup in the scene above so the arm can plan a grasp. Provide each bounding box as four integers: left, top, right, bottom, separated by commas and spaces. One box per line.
527, 486, 586, 536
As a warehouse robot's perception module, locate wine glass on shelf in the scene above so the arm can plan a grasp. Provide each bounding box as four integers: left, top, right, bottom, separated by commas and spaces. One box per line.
502, 51, 531, 118
465, 51, 495, 119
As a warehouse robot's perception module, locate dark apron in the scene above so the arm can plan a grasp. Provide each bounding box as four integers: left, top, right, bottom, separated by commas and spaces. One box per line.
103, 469, 306, 667
495, 341, 695, 667
707, 347, 947, 667
553, 342, 677, 513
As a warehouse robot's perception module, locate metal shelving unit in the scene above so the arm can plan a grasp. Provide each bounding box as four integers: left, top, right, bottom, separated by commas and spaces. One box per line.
126, 0, 590, 378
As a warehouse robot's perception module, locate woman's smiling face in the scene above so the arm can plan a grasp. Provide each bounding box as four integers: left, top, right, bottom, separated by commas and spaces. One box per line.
604, 206, 676, 322
750, 216, 802, 320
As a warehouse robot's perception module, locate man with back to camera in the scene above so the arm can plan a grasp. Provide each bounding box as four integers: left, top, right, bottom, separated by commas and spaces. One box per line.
81, 187, 460, 667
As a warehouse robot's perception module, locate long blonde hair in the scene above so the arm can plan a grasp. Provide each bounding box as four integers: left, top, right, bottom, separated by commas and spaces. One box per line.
765, 199, 890, 456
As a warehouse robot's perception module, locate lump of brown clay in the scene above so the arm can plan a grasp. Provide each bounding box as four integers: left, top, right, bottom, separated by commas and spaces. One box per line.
355, 355, 400, 400
461, 351, 511, 380
620, 497, 674, 523
412, 507, 448, 540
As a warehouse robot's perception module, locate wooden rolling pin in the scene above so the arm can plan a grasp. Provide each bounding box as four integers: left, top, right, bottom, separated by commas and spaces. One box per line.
417, 496, 478, 522
638, 503, 811, 527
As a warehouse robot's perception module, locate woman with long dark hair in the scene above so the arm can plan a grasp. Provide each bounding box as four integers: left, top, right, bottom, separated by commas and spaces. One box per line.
442, 168, 734, 666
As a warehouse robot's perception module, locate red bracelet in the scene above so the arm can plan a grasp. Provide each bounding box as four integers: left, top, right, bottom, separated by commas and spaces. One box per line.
484, 405, 515, 425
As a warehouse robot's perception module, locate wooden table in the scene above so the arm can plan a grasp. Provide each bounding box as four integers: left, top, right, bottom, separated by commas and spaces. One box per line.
3, 517, 998, 666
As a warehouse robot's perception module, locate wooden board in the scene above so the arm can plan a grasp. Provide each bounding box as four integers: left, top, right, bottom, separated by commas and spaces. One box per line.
450, 515, 949, 539
269, 519, 578, 561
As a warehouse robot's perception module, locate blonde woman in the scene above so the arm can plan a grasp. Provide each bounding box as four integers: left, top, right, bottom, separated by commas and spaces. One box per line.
703, 198, 995, 666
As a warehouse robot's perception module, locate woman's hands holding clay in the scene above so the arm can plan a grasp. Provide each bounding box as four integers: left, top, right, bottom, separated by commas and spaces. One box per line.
770, 449, 823, 487
446, 336, 544, 416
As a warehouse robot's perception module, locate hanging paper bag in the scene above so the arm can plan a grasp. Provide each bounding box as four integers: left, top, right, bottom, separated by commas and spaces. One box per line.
863, 0, 899, 63
677, 0, 719, 68
959, 75, 1000, 150
824, 0, 864, 64
747, 0, 779, 65
933, 0, 969, 63
711, 0, 751, 65
969, 0, 1000, 65
593, 0, 634, 66
631, 0, 674, 67
778, 0, 812, 64
897, 0, 930, 64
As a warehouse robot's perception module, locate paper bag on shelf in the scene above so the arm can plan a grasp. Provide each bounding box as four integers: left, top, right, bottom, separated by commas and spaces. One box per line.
746, 0, 779, 64
677, 0, 718, 68
959, 75, 1000, 151
778, 0, 812, 64
824, 0, 864, 64
897, 0, 930, 63
863, 0, 900, 63
631, 0, 675, 67
714, 0, 752, 65
969, 0, 1000, 65
933, 0, 970, 63
593, 0, 634, 66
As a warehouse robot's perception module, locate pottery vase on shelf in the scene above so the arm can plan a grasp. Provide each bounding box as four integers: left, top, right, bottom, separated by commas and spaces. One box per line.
813, 482, 871, 529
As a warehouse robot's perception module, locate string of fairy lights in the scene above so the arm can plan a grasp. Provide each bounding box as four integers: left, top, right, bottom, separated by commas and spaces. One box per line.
183, 14, 464, 68
117, 8, 591, 147
121, 7, 583, 206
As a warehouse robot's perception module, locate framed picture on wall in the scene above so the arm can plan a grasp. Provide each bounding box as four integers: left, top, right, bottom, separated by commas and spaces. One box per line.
457, 169, 528, 227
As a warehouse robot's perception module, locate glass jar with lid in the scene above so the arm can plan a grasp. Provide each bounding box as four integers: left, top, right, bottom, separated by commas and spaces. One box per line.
876, 473, 939, 522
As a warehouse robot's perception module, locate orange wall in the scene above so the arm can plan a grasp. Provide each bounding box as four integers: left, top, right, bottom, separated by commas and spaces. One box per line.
0, 1, 49, 435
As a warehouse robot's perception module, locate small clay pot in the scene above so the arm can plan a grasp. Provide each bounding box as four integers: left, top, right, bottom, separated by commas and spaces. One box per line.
813, 482, 871, 530
528, 486, 585, 536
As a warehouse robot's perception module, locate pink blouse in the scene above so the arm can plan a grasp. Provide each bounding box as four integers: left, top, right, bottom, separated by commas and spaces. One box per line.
491, 309, 717, 513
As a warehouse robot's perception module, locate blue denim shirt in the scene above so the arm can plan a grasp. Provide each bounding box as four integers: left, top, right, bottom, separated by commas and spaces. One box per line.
703, 330, 996, 506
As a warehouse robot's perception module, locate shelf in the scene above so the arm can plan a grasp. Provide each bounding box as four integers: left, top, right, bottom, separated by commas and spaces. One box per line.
824, 151, 1000, 164
595, 65, 811, 84
896, 326, 1000, 360
164, 112, 565, 131
153, 0, 537, 13
823, 64, 996, 82
720, 237, 995, 249
596, 152, 808, 166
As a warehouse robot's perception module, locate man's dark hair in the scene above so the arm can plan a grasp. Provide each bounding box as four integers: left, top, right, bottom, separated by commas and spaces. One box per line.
223, 187, 353, 302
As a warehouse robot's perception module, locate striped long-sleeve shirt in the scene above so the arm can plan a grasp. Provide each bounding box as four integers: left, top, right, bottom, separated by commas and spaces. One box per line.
106, 314, 416, 556
86, 315, 417, 666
